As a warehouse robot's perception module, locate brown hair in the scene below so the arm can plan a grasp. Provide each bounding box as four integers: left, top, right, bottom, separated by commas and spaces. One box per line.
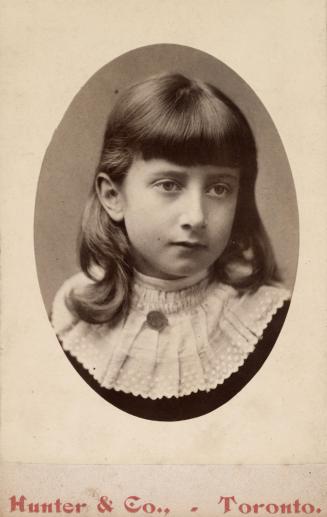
69, 73, 279, 324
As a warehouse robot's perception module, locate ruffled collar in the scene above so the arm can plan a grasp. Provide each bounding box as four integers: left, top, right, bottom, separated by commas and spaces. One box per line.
52, 272, 290, 399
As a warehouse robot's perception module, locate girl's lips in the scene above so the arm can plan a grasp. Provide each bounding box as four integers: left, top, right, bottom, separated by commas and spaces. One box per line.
171, 241, 207, 249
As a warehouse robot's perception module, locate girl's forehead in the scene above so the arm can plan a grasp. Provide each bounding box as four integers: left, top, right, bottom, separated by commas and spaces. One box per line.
129, 156, 240, 180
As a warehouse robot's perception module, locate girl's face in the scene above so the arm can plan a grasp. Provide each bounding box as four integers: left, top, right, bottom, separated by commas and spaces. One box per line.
117, 157, 240, 279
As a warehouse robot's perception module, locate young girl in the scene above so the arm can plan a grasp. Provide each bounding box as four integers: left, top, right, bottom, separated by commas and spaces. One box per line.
51, 72, 291, 421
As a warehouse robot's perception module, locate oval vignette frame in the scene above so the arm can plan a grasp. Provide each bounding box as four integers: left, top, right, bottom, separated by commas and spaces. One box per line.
34, 44, 299, 421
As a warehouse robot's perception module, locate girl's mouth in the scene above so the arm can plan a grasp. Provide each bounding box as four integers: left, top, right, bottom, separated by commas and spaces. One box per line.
172, 241, 207, 249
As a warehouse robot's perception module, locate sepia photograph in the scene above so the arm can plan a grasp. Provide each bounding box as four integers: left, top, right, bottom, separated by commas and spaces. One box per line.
2, 1, 326, 512
35, 44, 298, 421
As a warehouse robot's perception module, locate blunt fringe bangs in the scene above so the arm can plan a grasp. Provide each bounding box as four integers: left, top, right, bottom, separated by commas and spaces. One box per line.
68, 73, 280, 325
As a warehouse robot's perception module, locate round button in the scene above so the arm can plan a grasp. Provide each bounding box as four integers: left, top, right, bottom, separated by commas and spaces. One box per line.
146, 311, 168, 331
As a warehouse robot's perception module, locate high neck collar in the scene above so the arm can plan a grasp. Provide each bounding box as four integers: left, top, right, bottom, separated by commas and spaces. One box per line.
132, 269, 211, 314
133, 269, 209, 292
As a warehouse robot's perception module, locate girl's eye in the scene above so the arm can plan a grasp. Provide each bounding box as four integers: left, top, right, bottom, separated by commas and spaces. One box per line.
207, 184, 230, 198
154, 180, 181, 192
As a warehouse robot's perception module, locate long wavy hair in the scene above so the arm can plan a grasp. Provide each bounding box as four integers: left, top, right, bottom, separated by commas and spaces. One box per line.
68, 73, 279, 325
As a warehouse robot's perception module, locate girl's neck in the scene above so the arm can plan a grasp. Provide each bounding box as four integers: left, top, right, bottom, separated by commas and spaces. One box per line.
133, 269, 209, 292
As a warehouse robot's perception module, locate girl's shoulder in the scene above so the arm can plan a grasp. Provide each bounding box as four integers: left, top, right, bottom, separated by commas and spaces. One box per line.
51, 271, 93, 336
220, 282, 290, 317
227, 282, 291, 326
206, 283, 291, 351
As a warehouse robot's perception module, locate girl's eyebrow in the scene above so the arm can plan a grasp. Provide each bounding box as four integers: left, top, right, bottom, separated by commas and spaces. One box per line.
148, 169, 187, 178
149, 169, 240, 181
204, 172, 240, 182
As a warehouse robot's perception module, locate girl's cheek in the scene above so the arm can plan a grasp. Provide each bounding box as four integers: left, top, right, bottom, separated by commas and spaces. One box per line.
211, 205, 236, 226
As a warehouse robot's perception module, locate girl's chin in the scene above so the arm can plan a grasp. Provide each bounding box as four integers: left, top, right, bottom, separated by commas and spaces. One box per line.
143, 265, 208, 280
133, 256, 213, 280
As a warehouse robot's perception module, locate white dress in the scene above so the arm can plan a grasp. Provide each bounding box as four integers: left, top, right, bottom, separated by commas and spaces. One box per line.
51, 270, 290, 400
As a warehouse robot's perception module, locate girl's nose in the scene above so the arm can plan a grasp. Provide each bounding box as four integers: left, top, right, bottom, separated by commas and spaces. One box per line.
179, 192, 207, 230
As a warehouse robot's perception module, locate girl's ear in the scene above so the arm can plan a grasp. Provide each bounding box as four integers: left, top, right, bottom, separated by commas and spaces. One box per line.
96, 173, 125, 222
